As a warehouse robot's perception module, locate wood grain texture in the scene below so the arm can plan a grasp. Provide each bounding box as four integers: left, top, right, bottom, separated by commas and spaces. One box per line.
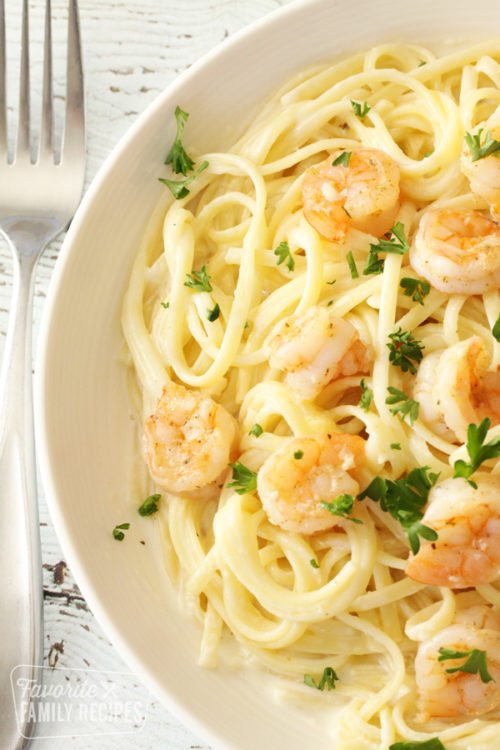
0, 1, 294, 748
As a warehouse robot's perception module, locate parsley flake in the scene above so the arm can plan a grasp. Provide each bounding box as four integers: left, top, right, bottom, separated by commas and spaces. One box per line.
138, 494, 161, 517
453, 418, 500, 487
363, 222, 409, 276
274, 240, 295, 272
332, 151, 351, 167
112, 522, 130, 541
228, 461, 257, 494
310, 559, 319, 569
164, 106, 195, 175
320, 494, 363, 524
391, 443, 402, 451
400, 277, 431, 305
159, 160, 209, 199
359, 378, 373, 413
346, 250, 359, 279
387, 328, 424, 374
386, 387, 419, 425
160, 301, 170, 309
465, 128, 500, 162
492, 313, 500, 342
389, 740, 445, 750
207, 303, 220, 322
248, 424, 263, 438
184, 265, 212, 292
351, 100, 371, 118
304, 667, 339, 691
294, 450, 304, 460
359, 467, 440, 554
438, 647, 494, 683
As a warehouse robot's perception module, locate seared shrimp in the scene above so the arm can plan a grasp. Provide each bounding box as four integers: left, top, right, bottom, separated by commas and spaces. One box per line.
143, 381, 236, 495
410, 208, 500, 294
301, 148, 400, 243
413, 336, 500, 442
264, 306, 372, 400
257, 433, 366, 534
461, 108, 500, 221
415, 617, 500, 718
405, 475, 500, 588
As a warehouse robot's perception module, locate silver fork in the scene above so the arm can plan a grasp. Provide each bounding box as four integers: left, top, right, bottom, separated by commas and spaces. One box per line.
0, 1, 85, 746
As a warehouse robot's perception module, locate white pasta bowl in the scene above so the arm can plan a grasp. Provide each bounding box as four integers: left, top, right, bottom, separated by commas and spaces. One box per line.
36, 0, 500, 748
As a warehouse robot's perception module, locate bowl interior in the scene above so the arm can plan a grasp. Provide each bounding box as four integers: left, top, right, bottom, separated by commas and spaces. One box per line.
36, 1, 500, 747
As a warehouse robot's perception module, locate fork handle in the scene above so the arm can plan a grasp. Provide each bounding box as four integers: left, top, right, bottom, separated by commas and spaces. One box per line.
0, 235, 44, 749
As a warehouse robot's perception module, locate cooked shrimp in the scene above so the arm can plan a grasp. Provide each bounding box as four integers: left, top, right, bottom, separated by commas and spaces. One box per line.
143, 380, 236, 495
454, 604, 500, 631
405, 475, 500, 588
415, 617, 500, 718
264, 306, 372, 400
461, 108, 500, 221
413, 336, 500, 442
410, 207, 500, 294
301, 148, 400, 242
257, 433, 366, 534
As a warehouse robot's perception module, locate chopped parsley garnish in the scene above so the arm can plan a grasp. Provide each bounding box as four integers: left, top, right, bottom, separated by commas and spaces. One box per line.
138, 494, 161, 517
248, 424, 263, 438
438, 647, 494, 683
304, 666, 339, 691
294, 450, 304, 460
228, 461, 257, 494
207, 303, 220, 322
453, 418, 500, 488
184, 265, 212, 292
400, 277, 431, 305
391, 443, 402, 451
386, 387, 419, 425
363, 222, 410, 276
310, 559, 319, 569
359, 467, 440, 554
274, 240, 295, 272
326, 278, 336, 285
159, 160, 209, 199
332, 151, 351, 167
112, 522, 130, 541
160, 301, 170, 309
320, 494, 363, 524
389, 740, 445, 750
363, 247, 385, 275
464, 128, 500, 162
493, 313, 500, 342
387, 328, 424, 374
346, 250, 359, 279
359, 378, 373, 412
164, 106, 195, 175
351, 100, 371, 118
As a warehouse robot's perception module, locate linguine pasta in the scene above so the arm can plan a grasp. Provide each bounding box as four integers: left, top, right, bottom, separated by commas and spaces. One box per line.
122, 40, 500, 749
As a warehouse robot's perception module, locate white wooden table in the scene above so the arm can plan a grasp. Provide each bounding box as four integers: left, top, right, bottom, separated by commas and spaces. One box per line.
0, 1, 294, 747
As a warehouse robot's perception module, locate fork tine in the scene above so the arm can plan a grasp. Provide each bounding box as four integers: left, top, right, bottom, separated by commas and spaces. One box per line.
61, 0, 85, 171
39, 0, 53, 159
17, 0, 30, 159
0, 0, 6, 158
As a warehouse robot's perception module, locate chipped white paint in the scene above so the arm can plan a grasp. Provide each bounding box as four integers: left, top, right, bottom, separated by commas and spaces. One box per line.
0, 1, 293, 747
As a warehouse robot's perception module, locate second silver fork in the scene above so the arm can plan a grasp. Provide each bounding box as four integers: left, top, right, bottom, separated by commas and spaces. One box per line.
0, 1, 85, 748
